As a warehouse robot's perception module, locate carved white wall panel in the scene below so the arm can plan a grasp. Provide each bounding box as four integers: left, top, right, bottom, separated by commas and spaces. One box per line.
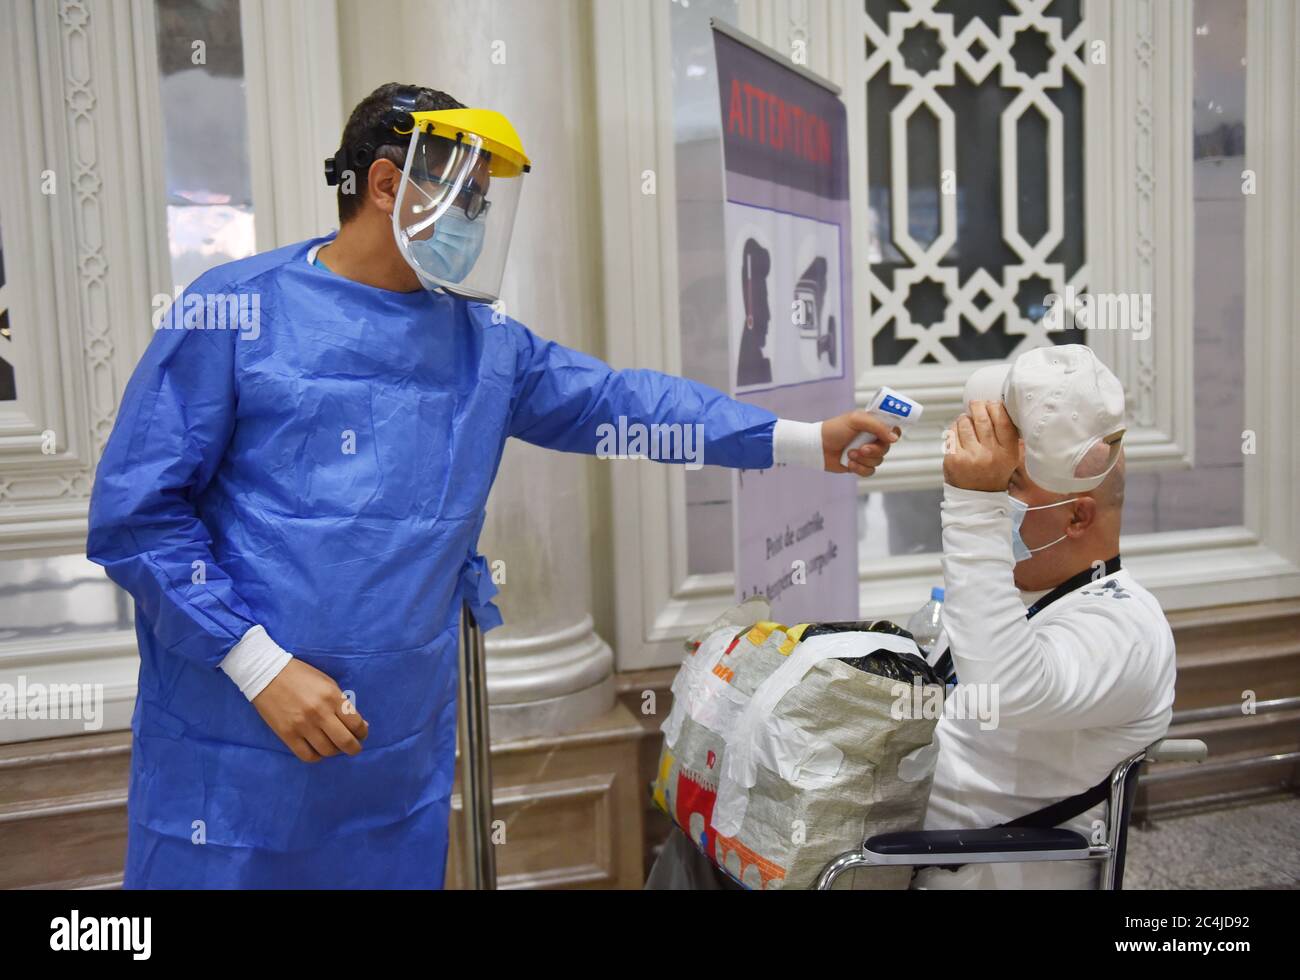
0, 0, 172, 743
0, 0, 168, 557
1086, 0, 1195, 472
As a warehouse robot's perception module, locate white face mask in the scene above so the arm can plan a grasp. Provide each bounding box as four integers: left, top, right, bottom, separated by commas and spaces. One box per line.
1009, 495, 1075, 561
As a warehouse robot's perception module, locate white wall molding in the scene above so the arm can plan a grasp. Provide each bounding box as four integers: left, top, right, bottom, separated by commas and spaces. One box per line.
1085, 0, 1195, 475
851, 525, 1300, 629
0, 628, 139, 742
1243, 0, 1300, 570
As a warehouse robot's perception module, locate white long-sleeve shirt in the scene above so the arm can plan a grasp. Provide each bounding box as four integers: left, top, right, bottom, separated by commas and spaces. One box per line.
915, 485, 1176, 889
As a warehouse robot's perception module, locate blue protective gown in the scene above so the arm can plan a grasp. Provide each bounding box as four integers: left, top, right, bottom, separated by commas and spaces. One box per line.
87, 235, 777, 888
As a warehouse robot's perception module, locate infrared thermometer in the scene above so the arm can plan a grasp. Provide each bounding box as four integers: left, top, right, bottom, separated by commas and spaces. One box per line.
839, 386, 924, 469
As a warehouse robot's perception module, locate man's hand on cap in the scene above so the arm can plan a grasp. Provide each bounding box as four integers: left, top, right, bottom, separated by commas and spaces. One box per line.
943, 400, 1021, 492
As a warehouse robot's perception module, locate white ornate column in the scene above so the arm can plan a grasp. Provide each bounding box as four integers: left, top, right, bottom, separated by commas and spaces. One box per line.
336, 0, 614, 738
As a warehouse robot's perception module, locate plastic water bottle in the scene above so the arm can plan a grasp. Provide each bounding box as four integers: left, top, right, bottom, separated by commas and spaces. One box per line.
906, 587, 945, 655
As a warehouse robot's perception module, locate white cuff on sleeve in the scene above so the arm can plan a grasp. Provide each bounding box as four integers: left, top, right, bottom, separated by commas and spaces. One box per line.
220, 625, 293, 702
772, 418, 825, 470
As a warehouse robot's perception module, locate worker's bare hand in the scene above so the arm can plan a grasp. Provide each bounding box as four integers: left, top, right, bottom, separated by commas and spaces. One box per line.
943, 400, 1021, 491
822, 410, 900, 477
252, 658, 368, 763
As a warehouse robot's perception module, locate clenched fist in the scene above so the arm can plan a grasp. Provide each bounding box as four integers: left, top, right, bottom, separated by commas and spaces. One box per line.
252, 658, 369, 763
943, 400, 1021, 491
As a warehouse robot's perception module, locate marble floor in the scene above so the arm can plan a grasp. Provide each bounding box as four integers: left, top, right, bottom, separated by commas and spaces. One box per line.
1125, 795, 1300, 889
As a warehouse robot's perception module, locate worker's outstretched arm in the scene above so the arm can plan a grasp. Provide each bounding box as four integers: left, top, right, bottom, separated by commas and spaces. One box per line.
506, 320, 896, 474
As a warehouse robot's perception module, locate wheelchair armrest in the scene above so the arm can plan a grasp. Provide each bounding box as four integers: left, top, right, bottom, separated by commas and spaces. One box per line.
1145, 738, 1208, 763
813, 828, 1098, 882
866, 827, 1090, 859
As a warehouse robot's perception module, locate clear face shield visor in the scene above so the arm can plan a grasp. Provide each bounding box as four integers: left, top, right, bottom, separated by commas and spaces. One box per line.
391, 123, 526, 302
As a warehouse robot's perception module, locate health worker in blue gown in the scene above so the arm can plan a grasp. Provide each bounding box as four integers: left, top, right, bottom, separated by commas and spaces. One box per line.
86, 84, 899, 888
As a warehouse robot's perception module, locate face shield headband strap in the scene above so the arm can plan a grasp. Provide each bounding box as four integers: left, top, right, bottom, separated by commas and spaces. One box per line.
324, 101, 419, 186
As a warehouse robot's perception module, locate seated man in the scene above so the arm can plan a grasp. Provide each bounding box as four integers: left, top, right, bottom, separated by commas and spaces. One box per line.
918, 347, 1176, 889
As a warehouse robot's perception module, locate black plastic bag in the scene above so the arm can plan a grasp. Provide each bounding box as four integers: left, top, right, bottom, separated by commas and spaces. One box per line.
798, 620, 945, 687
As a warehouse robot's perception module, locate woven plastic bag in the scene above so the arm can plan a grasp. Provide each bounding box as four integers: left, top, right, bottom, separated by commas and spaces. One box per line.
651, 599, 944, 889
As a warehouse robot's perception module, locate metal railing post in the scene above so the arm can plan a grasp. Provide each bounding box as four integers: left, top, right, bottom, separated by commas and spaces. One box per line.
457, 603, 497, 889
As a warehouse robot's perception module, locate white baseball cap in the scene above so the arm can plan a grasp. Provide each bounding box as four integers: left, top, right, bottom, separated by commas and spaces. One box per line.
963, 344, 1126, 493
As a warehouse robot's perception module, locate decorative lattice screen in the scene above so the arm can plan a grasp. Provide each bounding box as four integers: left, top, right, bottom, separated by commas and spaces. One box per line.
864, 0, 1091, 368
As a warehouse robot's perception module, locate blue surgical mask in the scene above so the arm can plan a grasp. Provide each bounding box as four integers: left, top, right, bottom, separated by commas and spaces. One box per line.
1009, 495, 1074, 561
406, 207, 486, 285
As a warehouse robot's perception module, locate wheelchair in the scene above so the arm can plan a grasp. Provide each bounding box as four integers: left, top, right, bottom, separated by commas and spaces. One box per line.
814, 738, 1209, 890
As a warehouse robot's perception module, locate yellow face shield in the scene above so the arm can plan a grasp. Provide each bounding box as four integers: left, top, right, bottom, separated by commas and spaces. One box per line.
391, 109, 531, 302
